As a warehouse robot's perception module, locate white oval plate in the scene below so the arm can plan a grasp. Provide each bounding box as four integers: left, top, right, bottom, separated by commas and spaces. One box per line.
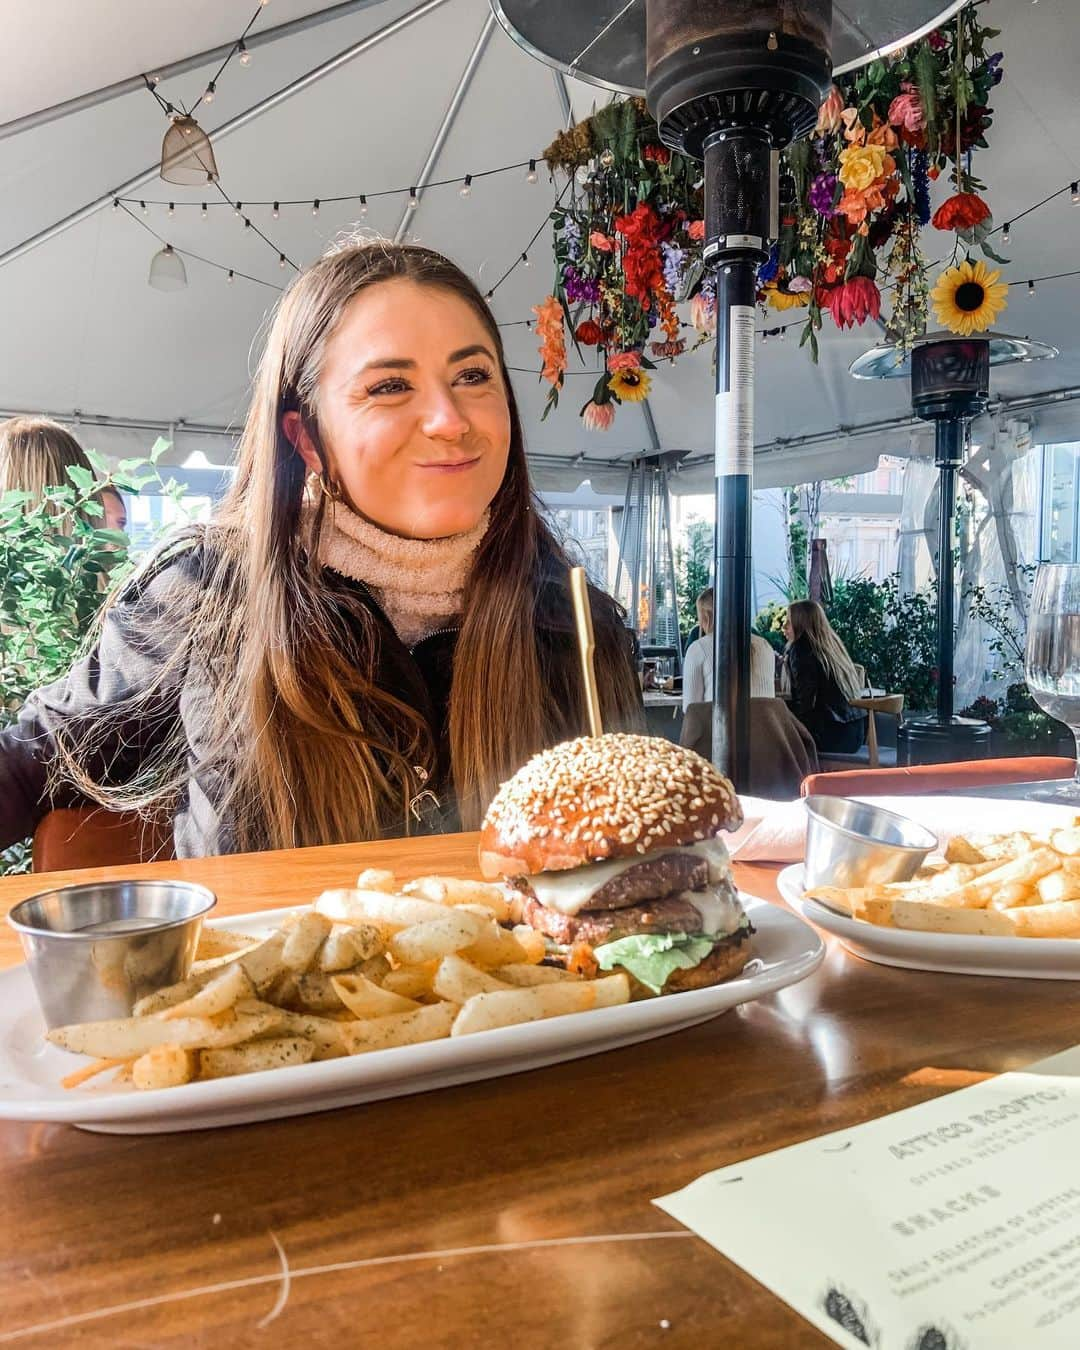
778, 864, 1080, 980
0, 897, 823, 1134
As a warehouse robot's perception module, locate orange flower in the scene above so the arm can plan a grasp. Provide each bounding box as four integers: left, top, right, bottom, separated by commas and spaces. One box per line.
532, 295, 566, 388
687, 219, 705, 241
867, 117, 899, 150
816, 86, 844, 136
656, 285, 680, 343
589, 231, 615, 252
607, 350, 642, 372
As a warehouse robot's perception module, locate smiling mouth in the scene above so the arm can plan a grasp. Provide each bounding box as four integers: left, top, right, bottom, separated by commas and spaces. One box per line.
417, 456, 481, 472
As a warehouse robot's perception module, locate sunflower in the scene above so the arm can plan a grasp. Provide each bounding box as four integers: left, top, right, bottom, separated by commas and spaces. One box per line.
763, 281, 810, 312
930, 259, 1008, 336
608, 367, 652, 402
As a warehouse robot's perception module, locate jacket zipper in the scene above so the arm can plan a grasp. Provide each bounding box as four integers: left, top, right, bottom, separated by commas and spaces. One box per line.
408, 627, 459, 655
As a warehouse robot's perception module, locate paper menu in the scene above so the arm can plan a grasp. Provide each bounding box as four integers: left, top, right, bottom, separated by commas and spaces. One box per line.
654, 1045, 1080, 1348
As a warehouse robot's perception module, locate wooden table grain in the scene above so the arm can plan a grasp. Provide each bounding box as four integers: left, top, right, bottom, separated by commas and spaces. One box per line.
2, 834, 1079, 1349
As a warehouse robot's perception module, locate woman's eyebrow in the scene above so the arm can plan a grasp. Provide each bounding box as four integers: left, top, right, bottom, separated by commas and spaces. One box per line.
448, 344, 495, 364
346, 345, 494, 383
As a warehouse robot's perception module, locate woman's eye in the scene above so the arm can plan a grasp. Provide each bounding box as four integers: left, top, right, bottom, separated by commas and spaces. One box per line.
456, 366, 493, 386
367, 378, 411, 396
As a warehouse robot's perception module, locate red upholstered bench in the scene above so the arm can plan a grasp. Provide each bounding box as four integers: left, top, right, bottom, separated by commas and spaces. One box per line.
32, 807, 176, 872
800, 756, 1077, 799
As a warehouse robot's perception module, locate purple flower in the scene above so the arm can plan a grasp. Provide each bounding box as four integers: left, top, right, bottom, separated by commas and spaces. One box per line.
561, 214, 583, 261
912, 149, 931, 227
757, 242, 780, 285
809, 171, 838, 217
563, 264, 600, 304
661, 241, 686, 294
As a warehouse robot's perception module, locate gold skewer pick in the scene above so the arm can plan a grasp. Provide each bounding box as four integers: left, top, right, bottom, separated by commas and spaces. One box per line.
569, 565, 604, 738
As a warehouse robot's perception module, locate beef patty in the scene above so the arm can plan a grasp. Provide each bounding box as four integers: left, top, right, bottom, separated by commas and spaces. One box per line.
520, 891, 708, 947
523, 850, 709, 914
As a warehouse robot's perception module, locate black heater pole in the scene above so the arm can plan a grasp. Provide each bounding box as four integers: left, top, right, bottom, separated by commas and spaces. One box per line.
933, 417, 966, 723
705, 129, 770, 786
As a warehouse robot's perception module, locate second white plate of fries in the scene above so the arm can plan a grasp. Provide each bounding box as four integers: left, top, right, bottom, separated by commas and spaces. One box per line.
778, 797, 1080, 979
0, 867, 823, 1133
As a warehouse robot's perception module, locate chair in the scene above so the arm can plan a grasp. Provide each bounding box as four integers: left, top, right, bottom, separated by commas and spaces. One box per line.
800, 756, 1078, 799
846, 693, 905, 769
32, 807, 175, 872
681, 699, 819, 798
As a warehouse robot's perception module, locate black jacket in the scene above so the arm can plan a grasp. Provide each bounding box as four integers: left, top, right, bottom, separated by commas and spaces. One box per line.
784, 634, 866, 754
0, 539, 640, 857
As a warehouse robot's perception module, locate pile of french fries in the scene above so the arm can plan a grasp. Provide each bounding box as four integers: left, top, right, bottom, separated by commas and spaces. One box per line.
807, 822, 1080, 938
49, 868, 629, 1092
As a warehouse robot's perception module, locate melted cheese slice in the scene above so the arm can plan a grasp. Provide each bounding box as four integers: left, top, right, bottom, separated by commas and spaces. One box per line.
527, 837, 732, 919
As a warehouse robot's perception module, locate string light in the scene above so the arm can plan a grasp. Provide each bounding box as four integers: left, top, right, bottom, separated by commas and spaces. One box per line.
140, 200, 148, 214
279, 253, 286, 268
312, 198, 320, 215
201, 203, 207, 218
167, 203, 175, 217
234, 201, 242, 216
204, 81, 216, 104
522, 251, 530, 266
227, 269, 235, 283
527, 159, 538, 183
112, 198, 120, 211
359, 195, 368, 216
460, 174, 473, 198
485, 290, 494, 302
1002, 221, 1011, 244
408, 187, 418, 209
244, 217, 252, 229
238, 40, 251, 66
272, 201, 279, 218
762, 330, 769, 344
779, 325, 786, 340
1072, 182, 1079, 204
1028, 279, 1036, 295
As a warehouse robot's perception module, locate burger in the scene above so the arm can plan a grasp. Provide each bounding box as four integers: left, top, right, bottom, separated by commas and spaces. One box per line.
479, 734, 750, 995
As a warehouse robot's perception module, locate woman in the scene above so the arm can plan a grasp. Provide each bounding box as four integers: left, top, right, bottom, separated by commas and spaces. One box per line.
782, 599, 866, 754
0, 241, 642, 858
682, 587, 776, 711
0, 416, 93, 531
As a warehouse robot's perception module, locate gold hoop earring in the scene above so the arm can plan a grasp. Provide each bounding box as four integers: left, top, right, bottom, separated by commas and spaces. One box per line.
320, 474, 342, 503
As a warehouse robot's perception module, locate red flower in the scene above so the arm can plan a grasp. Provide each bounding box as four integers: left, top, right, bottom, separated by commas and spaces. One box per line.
575, 319, 604, 346
614, 203, 660, 244
643, 144, 671, 165
589, 230, 615, 252
687, 219, 705, 241
932, 192, 991, 232
927, 30, 947, 51
825, 276, 881, 329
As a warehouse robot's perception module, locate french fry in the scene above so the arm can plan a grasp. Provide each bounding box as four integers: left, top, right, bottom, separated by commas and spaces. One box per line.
432, 954, 512, 1003
160, 963, 254, 1020
354, 868, 397, 892
49, 1015, 231, 1060
133, 976, 205, 1016
1051, 828, 1080, 857
132, 1045, 196, 1090
1037, 870, 1080, 904
460, 919, 531, 968
389, 911, 485, 965
510, 925, 548, 964
451, 973, 630, 1037
863, 895, 1014, 936
330, 972, 421, 1018
1001, 900, 1080, 939
294, 970, 347, 1013
944, 836, 986, 864
929, 848, 1063, 909
237, 1001, 348, 1060
985, 881, 1037, 911
194, 928, 259, 961
404, 876, 511, 921
338, 1002, 457, 1054
380, 964, 437, 999
61, 1056, 134, 1090
318, 925, 383, 971
316, 889, 454, 931
199, 1037, 314, 1080
495, 963, 583, 986
281, 912, 333, 972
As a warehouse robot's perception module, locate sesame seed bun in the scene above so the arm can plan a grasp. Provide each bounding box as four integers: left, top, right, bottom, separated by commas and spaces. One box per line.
479, 734, 743, 879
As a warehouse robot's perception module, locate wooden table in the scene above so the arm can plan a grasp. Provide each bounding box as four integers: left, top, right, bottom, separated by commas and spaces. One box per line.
2, 836, 1080, 1348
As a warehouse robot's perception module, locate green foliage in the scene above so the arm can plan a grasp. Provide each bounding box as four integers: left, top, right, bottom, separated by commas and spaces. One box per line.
0, 439, 185, 874
674, 519, 712, 635
753, 601, 788, 654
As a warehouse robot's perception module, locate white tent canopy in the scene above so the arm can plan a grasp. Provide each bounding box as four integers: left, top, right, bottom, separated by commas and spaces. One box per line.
0, 0, 1077, 491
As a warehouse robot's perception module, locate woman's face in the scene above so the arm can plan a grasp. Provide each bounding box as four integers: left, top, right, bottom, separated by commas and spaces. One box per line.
783, 613, 794, 642
287, 278, 512, 539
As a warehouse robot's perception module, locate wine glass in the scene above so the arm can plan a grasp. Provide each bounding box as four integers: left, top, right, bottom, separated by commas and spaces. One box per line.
1025, 563, 1080, 801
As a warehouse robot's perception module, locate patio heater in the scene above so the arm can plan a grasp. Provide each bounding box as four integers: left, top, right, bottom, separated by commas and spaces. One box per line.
851, 331, 1057, 762
612, 451, 684, 670
492, 0, 966, 786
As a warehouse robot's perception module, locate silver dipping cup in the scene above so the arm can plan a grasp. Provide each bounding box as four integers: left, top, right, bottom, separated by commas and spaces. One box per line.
7, 880, 216, 1029
803, 795, 937, 891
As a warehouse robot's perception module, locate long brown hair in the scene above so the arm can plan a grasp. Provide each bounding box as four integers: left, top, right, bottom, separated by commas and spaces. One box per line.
0, 416, 94, 534
786, 599, 862, 699
56, 240, 642, 848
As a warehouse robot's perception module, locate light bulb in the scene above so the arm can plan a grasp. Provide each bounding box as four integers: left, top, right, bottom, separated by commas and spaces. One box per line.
279, 253, 286, 268
484, 290, 493, 302
238, 41, 251, 66
1028, 279, 1036, 296
234, 201, 242, 216
112, 198, 120, 211
272, 201, 279, 218
1072, 182, 1079, 205
244, 217, 251, 229
140, 201, 148, 214
522, 252, 530, 267
168, 203, 175, 217
201, 203, 207, 218
460, 175, 472, 198
762, 330, 769, 344
408, 187, 418, 209
312, 199, 320, 215
204, 82, 216, 104
1002, 222, 1011, 244
779, 325, 786, 340
527, 158, 538, 183
359, 195, 368, 216
227, 269, 235, 283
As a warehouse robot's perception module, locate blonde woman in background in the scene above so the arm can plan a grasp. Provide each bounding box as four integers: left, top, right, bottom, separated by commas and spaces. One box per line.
782, 599, 866, 753
682, 586, 777, 711
0, 416, 95, 532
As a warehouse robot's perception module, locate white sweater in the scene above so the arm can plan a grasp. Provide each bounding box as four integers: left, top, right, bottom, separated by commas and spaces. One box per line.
682, 633, 777, 710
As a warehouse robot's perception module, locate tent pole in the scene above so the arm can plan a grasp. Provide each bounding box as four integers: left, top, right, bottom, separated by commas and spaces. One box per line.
0, 0, 452, 272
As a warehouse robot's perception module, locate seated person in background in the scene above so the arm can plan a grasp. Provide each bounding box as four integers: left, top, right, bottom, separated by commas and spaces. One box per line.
101, 486, 128, 535
682, 586, 776, 711
0, 415, 93, 531
782, 599, 867, 754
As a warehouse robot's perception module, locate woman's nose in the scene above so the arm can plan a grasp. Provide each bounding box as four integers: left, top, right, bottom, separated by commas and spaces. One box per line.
420, 387, 471, 440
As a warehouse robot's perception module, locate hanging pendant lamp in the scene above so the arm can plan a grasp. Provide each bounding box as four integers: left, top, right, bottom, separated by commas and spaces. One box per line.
148, 244, 188, 291
160, 114, 219, 185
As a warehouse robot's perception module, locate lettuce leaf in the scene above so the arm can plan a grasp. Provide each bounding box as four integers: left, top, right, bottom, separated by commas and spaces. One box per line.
593, 932, 716, 995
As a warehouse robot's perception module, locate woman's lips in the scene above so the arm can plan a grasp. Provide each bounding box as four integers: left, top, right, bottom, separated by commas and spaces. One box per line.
416, 456, 481, 473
